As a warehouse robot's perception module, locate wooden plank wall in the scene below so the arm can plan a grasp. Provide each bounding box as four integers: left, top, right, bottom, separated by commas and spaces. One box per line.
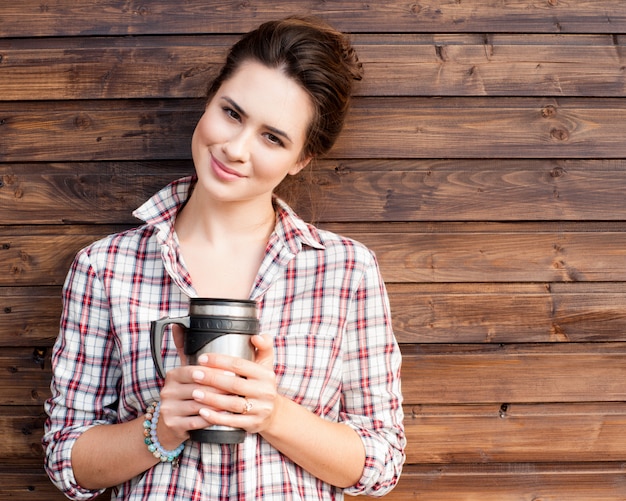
1, 1, 626, 499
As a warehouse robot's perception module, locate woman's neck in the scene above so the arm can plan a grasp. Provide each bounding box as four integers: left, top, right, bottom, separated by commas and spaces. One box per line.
175, 190, 276, 247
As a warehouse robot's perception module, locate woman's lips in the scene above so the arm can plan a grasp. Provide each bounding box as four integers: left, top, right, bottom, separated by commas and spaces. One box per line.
211, 155, 245, 180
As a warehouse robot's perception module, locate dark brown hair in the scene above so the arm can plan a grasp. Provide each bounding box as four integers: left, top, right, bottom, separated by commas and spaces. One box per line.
206, 16, 363, 160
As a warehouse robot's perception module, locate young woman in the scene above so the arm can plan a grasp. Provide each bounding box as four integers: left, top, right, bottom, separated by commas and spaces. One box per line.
43, 16, 405, 500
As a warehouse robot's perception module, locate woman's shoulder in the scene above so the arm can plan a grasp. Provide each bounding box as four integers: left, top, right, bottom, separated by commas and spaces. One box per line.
311, 225, 377, 265
275, 197, 375, 259
74, 224, 156, 264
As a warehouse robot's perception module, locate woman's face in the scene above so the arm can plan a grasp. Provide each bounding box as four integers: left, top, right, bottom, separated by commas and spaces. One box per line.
191, 60, 313, 206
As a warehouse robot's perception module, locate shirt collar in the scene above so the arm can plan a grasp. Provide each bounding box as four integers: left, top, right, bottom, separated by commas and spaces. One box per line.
132, 175, 325, 252
272, 196, 325, 253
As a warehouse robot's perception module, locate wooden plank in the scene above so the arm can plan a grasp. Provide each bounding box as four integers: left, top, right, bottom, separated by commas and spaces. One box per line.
4, 98, 626, 161
4, 343, 626, 406
3, 464, 626, 501
401, 343, 626, 404
2, 35, 626, 100
0, 99, 201, 163
0, 36, 232, 101
1, 0, 626, 36
0, 469, 67, 501
6, 402, 626, 465
405, 403, 626, 464
386, 463, 626, 500
0, 287, 61, 346
0, 348, 53, 405
357, 35, 626, 97
2, 224, 626, 285
0, 226, 128, 286
0, 162, 194, 224
311, 159, 626, 222
389, 282, 626, 344
4, 159, 626, 224
1, 408, 47, 460
336, 97, 626, 159
349, 230, 626, 283
3, 283, 626, 347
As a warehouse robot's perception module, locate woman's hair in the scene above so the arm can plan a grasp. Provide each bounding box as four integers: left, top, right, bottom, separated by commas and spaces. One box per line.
206, 16, 363, 160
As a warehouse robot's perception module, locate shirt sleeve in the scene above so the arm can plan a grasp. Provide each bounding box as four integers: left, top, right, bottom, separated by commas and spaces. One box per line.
339, 249, 406, 497
42, 247, 120, 501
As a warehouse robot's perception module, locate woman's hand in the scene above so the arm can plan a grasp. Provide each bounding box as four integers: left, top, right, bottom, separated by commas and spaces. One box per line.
157, 367, 213, 450
153, 325, 213, 449
189, 334, 279, 434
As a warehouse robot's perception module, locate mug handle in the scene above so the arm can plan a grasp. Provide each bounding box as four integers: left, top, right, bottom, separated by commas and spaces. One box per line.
150, 316, 190, 379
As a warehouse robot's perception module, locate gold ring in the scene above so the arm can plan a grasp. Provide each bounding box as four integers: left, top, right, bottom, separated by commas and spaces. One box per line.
242, 398, 253, 415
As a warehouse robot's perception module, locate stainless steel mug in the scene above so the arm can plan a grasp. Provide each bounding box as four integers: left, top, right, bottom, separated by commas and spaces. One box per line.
150, 298, 259, 444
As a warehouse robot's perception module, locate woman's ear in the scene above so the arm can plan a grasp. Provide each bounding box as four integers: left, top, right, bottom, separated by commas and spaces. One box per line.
289, 155, 312, 176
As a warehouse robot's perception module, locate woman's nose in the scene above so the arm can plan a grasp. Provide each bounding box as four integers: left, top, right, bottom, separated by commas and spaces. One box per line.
223, 129, 251, 162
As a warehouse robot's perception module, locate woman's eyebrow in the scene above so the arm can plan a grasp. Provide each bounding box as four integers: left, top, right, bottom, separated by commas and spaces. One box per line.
221, 96, 293, 144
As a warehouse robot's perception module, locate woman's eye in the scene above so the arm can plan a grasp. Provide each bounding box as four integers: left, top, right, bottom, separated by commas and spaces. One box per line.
223, 107, 241, 121
265, 133, 284, 147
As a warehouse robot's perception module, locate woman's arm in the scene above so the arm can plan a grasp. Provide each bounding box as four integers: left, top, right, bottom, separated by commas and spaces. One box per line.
71, 418, 158, 489
44, 244, 211, 493
260, 392, 366, 488
188, 334, 367, 488
72, 364, 216, 490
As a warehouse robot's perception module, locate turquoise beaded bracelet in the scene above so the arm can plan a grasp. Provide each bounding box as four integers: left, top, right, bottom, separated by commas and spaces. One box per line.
143, 402, 185, 467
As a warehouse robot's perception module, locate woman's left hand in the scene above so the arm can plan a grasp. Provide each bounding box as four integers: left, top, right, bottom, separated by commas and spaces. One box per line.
189, 334, 279, 434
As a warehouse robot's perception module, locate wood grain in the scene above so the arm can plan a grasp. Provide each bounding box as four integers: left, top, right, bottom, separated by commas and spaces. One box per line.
3, 283, 626, 347
7, 401, 626, 469
3, 0, 626, 497
4, 464, 626, 501
4, 344, 625, 406
2, 35, 625, 100
405, 402, 626, 463
401, 343, 626, 404
1, 225, 626, 285
0, 287, 61, 346
1, 0, 625, 37
388, 463, 626, 500
3, 160, 626, 224
0, 469, 67, 500
4, 98, 626, 161
389, 282, 626, 344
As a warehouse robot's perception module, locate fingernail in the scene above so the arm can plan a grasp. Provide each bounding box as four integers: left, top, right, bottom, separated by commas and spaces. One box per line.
198, 354, 209, 364
192, 389, 204, 400
192, 370, 205, 381
199, 408, 211, 419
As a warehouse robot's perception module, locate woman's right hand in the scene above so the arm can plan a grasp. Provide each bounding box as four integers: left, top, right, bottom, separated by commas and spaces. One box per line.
153, 325, 212, 449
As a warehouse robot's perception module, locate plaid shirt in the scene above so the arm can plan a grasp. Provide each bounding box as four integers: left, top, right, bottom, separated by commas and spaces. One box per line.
43, 177, 405, 501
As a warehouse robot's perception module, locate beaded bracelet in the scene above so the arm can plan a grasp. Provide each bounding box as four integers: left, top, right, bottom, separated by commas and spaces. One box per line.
143, 402, 185, 468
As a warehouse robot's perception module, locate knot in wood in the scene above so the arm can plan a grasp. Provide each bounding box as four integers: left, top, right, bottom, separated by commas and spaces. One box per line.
550, 128, 569, 141
541, 105, 557, 118
74, 113, 92, 130
334, 163, 352, 176
550, 166, 565, 178
32, 347, 47, 368
135, 5, 150, 16
547, 0, 558, 6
